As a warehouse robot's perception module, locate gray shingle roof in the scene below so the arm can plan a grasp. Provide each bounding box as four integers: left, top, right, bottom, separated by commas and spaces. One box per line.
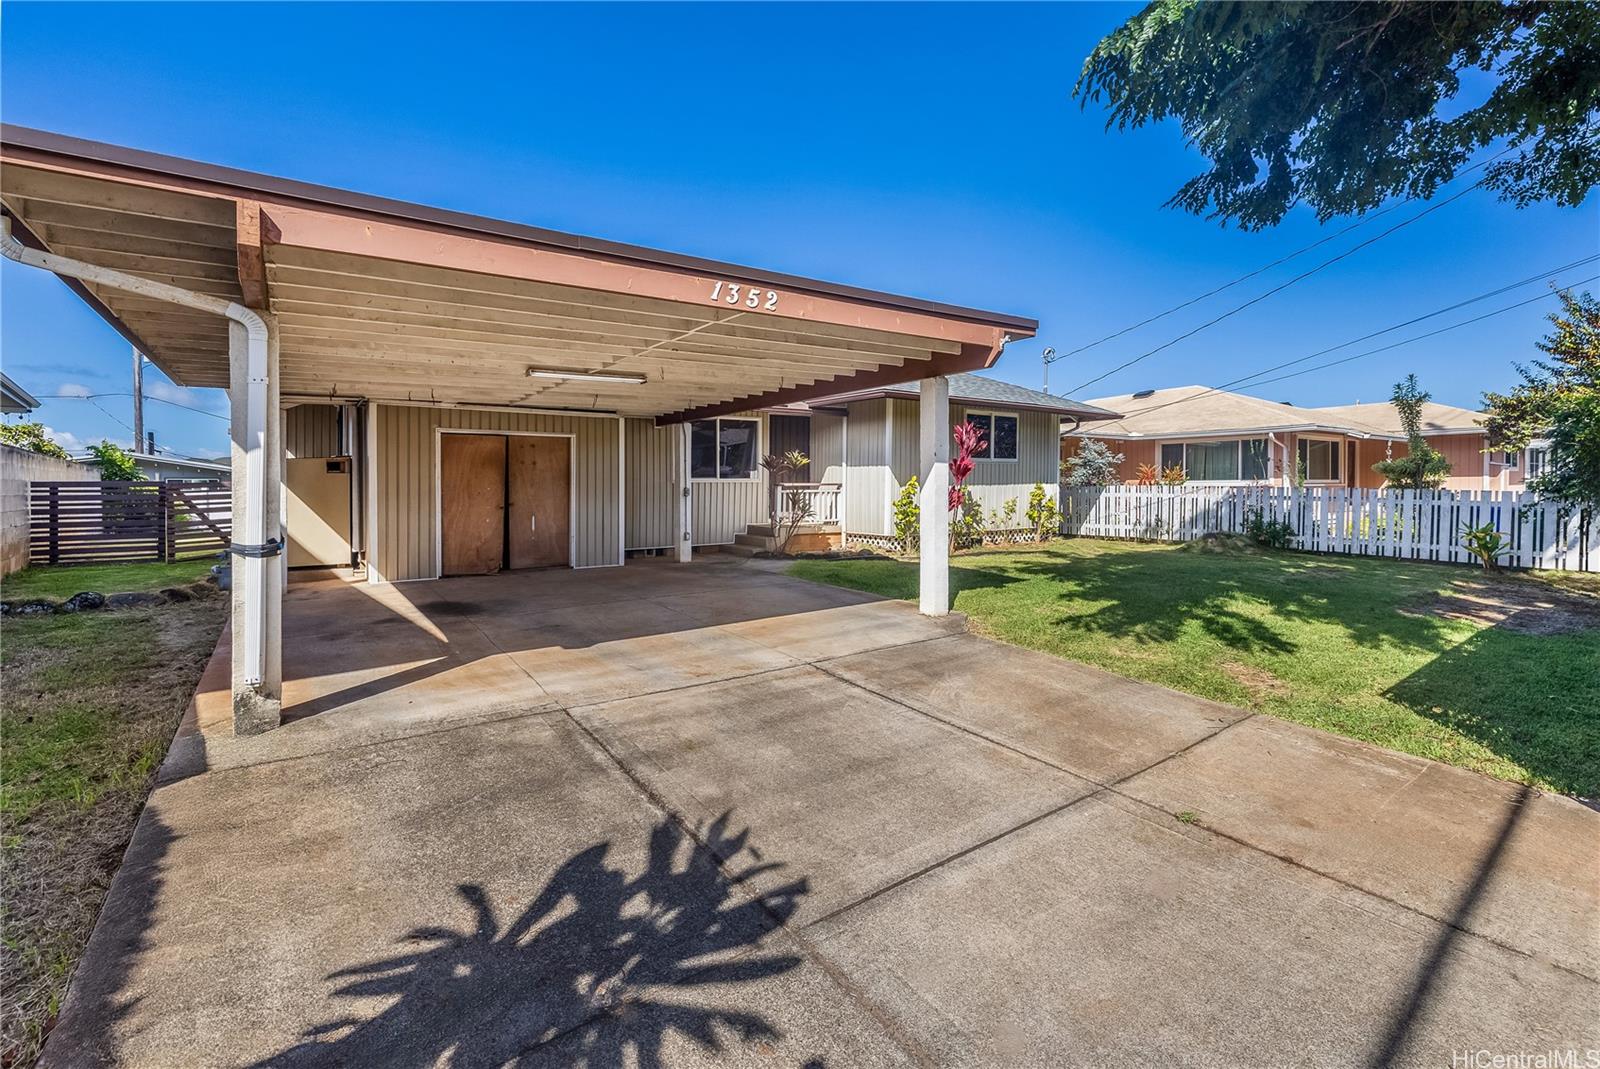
808, 372, 1121, 421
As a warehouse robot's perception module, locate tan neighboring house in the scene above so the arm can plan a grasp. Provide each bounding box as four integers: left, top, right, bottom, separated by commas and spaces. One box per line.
1064, 385, 1530, 492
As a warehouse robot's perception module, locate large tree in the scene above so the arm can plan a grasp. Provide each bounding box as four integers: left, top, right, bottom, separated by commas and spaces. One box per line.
1076, 1, 1600, 229
1482, 289, 1600, 509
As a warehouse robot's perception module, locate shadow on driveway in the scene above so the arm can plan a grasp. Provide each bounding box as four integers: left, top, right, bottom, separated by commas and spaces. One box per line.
253, 812, 808, 1068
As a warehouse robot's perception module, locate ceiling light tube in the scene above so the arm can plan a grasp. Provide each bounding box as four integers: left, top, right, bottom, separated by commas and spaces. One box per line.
527, 367, 647, 385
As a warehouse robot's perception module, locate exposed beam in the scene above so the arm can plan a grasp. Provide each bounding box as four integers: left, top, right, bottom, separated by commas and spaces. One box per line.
235, 200, 268, 310
656, 337, 1004, 425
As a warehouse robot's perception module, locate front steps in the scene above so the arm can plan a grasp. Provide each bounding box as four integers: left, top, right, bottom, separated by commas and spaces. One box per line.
725, 523, 842, 557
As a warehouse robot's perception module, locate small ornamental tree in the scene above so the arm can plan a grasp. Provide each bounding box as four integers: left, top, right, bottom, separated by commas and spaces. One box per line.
1026, 483, 1062, 543
760, 450, 813, 554
1064, 439, 1125, 487
1373, 375, 1452, 489
0, 421, 71, 460
86, 440, 145, 481
947, 420, 987, 551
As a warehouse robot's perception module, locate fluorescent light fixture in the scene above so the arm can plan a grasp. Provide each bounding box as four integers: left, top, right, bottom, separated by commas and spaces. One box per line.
526, 367, 646, 385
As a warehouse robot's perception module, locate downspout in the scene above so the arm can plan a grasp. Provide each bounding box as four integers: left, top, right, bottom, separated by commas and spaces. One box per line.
2, 215, 277, 686
1268, 433, 1286, 487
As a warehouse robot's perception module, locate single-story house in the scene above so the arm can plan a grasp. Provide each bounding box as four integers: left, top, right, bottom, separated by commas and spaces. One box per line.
1063, 385, 1525, 492
1, 123, 1042, 733
71, 449, 231, 482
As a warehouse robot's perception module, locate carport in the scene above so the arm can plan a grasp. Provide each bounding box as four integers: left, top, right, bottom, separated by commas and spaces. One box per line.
0, 124, 1036, 734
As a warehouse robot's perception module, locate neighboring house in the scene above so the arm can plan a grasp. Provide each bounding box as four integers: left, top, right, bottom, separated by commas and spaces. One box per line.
71, 450, 231, 482
1, 371, 42, 414
1063, 385, 1524, 492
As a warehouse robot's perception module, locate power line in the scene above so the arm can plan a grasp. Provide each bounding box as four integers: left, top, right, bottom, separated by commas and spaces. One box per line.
1048, 144, 1520, 369
54, 390, 230, 421
1232, 279, 1596, 392
1109, 256, 1599, 423
1065, 179, 1486, 396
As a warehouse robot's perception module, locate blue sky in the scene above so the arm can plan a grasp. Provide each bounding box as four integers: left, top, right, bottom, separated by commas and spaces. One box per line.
3, 2, 1596, 461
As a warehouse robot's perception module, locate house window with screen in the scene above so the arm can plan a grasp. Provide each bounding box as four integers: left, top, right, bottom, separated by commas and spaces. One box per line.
1527, 445, 1548, 479
1498, 450, 1518, 468
963, 412, 1018, 460
1298, 437, 1341, 482
690, 418, 759, 480
1158, 438, 1270, 482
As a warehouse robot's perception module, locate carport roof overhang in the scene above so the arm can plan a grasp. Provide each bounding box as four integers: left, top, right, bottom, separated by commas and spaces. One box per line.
1, 125, 1036, 424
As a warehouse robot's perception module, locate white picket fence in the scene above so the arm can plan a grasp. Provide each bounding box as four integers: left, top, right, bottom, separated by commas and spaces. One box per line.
1060, 485, 1598, 572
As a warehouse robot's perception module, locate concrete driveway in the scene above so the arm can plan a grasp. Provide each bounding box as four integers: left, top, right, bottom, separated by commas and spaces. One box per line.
43, 559, 1599, 1067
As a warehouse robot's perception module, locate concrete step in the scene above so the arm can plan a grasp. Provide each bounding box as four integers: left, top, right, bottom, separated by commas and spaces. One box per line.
721, 542, 761, 557
734, 532, 778, 551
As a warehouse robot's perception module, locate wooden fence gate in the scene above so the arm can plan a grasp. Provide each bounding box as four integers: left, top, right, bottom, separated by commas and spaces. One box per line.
30, 480, 232, 565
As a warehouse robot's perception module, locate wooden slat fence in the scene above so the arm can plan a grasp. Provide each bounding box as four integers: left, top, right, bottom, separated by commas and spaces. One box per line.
1060, 485, 1597, 573
30, 480, 232, 565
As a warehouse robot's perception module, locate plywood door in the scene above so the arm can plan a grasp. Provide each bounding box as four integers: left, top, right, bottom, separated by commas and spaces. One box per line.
507, 436, 570, 569
441, 434, 507, 575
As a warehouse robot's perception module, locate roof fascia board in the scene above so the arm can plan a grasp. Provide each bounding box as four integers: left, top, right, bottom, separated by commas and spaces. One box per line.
1068, 424, 1407, 441
1, 124, 1037, 335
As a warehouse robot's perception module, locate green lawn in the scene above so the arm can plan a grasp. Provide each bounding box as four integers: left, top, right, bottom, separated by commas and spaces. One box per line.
1, 558, 216, 603
1, 596, 226, 1064
790, 540, 1600, 798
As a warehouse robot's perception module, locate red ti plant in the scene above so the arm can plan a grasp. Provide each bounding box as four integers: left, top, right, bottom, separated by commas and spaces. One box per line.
949, 420, 986, 511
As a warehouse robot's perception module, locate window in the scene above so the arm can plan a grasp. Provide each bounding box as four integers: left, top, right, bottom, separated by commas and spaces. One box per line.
690, 417, 759, 479
1526, 444, 1549, 479
1497, 450, 1518, 468
1298, 437, 1341, 482
1158, 438, 1270, 482
963, 411, 1019, 460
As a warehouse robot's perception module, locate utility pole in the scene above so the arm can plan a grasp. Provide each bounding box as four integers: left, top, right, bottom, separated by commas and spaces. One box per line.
131, 346, 145, 449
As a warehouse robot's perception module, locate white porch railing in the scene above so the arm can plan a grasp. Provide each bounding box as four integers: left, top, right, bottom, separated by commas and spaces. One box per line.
1059, 484, 1598, 572
775, 482, 841, 526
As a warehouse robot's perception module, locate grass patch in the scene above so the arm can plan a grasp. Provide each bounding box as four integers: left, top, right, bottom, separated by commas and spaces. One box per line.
790, 540, 1600, 798
1, 596, 226, 1065
1, 559, 216, 603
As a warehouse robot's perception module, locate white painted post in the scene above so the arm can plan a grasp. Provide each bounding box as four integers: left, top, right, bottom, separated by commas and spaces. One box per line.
918, 376, 950, 616
228, 316, 281, 734
677, 422, 693, 563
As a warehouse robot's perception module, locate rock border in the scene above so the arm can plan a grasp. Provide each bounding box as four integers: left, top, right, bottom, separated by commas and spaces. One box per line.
0, 577, 220, 617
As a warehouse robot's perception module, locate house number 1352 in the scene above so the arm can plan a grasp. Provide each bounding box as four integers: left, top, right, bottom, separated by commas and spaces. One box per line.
709, 281, 778, 311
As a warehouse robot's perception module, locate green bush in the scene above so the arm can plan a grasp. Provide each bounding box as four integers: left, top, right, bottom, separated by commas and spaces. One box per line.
892, 476, 920, 551
1243, 507, 1296, 549
1026, 484, 1062, 542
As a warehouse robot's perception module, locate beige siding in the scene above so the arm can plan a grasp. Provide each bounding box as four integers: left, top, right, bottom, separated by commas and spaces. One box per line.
690, 412, 769, 545
284, 404, 340, 459
624, 418, 681, 550
371, 403, 621, 581
844, 399, 890, 534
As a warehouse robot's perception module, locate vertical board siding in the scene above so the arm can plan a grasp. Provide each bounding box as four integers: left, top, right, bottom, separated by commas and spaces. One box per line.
690, 411, 769, 545
284, 404, 341, 459
372, 403, 620, 580
955, 406, 1061, 518
844, 399, 889, 534
625, 418, 680, 550
811, 411, 845, 484
1059, 484, 1598, 572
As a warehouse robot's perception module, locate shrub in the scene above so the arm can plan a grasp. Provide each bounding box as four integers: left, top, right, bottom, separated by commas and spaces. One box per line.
1160, 464, 1187, 485
1243, 507, 1296, 549
892, 476, 920, 551
1064, 439, 1125, 487
1026, 483, 1062, 542
1134, 463, 1159, 486
987, 497, 1019, 530
952, 487, 986, 548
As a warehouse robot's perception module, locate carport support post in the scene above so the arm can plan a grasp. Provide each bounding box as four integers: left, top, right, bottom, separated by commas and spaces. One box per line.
918, 375, 950, 615
228, 314, 283, 734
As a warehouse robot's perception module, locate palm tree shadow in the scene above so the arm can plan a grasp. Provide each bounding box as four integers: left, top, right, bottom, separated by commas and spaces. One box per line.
253, 813, 808, 1068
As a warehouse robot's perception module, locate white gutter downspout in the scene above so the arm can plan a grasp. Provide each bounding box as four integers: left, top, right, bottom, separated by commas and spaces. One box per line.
1268, 432, 1287, 487
2, 215, 276, 687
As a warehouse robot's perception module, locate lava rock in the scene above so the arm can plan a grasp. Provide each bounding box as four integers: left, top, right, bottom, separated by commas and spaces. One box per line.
105, 591, 166, 609
59, 591, 108, 613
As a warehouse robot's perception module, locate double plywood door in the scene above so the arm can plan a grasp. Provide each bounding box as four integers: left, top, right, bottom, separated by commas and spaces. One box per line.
440, 434, 570, 575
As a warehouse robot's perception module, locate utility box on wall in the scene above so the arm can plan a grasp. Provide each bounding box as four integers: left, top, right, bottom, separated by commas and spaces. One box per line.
285, 457, 352, 568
